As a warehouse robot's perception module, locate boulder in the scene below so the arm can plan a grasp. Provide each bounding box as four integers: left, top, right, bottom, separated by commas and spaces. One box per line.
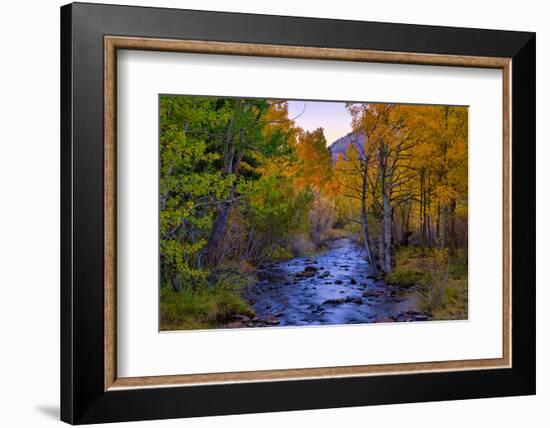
295, 270, 316, 278
264, 316, 280, 325
323, 298, 345, 305
376, 316, 395, 323
414, 315, 430, 321
363, 289, 382, 298
226, 321, 247, 329
322, 297, 363, 305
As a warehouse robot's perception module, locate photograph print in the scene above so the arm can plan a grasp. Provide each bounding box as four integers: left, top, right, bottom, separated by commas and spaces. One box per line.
159, 95, 468, 331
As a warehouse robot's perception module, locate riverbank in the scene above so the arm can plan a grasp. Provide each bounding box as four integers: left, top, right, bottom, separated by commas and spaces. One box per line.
387, 246, 468, 320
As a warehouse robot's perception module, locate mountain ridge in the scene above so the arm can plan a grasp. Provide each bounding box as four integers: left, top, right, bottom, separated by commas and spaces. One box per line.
327, 130, 365, 161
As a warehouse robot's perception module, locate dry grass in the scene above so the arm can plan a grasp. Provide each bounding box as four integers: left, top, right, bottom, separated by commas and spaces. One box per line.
387, 246, 468, 320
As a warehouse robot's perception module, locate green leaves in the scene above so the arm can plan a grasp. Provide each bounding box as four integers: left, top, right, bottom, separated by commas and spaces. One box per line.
159, 96, 313, 292
241, 175, 313, 237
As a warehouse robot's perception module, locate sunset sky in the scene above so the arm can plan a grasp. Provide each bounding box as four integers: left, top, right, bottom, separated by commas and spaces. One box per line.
287, 100, 353, 146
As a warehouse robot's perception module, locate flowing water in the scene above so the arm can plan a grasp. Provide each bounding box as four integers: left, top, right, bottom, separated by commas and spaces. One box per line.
245, 237, 428, 327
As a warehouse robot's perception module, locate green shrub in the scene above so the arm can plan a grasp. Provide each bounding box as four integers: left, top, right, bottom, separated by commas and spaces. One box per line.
448, 260, 468, 280
269, 246, 294, 262
386, 269, 425, 286
160, 284, 255, 331
431, 279, 468, 320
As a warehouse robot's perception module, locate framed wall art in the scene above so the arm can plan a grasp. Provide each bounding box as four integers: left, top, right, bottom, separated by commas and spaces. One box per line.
60, 2, 536, 424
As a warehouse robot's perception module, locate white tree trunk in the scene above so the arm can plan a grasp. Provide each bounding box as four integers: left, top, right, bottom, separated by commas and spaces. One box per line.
378, 224, 384, 270
440, 205, 448, 249
360, 167, 377, 273
383, 192, 392, 273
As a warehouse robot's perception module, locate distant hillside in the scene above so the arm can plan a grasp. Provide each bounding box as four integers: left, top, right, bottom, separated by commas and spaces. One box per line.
327, 130, 366, 162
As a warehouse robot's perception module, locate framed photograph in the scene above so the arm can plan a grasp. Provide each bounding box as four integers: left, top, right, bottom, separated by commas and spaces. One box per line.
61, 2, 535, 424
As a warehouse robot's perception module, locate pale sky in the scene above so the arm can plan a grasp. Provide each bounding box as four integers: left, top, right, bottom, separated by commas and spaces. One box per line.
287, 100, 353, 146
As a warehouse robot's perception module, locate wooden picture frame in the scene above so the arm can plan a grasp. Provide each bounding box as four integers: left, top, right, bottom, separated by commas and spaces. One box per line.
61, 2, 535, 424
